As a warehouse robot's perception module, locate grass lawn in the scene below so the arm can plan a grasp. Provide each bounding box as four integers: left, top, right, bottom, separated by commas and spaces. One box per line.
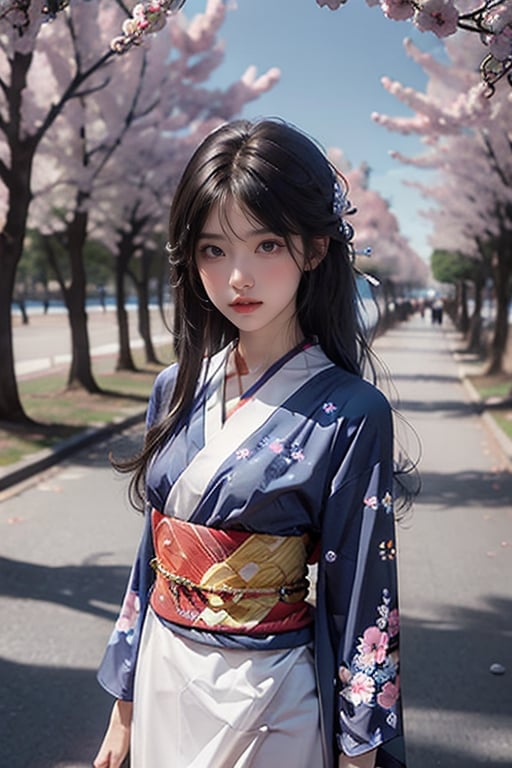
0, 350, 169, 468
468, 373, 512, 441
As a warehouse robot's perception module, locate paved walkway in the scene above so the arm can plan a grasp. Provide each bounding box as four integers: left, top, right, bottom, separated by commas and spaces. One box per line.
0, 314, 511, 767
375, 316, 512, 767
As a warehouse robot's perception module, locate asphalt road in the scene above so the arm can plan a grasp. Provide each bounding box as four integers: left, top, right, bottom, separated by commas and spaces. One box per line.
377, 318, 512, 767
12, 306, 173, 377
1, 315, 511, 767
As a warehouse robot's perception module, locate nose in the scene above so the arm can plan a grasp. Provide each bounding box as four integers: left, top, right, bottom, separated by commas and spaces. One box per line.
229, 260, 254, 291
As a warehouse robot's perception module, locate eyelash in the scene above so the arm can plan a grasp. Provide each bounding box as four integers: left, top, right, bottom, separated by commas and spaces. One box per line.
199, 245, 224, 259
198, 239, 286, 259
259, 239, 285, 253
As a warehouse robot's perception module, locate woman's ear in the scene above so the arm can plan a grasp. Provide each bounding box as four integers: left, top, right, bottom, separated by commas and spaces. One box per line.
305, 236, 330, 271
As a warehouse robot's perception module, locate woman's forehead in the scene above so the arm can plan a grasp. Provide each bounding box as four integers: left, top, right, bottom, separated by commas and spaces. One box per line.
201, 197, 267, 241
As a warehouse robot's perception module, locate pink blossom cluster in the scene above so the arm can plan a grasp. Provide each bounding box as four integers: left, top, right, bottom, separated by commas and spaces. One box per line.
482, 2, 512, 59
112, 0, 186, 52
316, 0, 512, 58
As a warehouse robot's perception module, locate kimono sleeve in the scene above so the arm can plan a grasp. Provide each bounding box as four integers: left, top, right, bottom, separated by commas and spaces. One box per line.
316, 395, 403, 762
96, 511, 154, 700
96, 365, 177, 700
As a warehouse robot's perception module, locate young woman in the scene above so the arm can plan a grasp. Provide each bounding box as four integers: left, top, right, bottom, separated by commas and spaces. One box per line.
93, 118, 404, 768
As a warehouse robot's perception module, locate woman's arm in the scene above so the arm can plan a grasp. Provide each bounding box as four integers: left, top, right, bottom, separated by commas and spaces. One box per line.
339, 749, 377, 768
93, 699, 133, 768
319, 398, 402, 761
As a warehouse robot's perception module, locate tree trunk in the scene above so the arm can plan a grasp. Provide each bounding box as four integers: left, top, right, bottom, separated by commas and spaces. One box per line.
0, 250, 29, 423
465, 275, 484, 354
457, 280, 470, 334
115, 238, 137, 372
138, 279, 159, 364
0, 52, 36, 423
130, 252, 160, 365
486, 242, 511, 375
65, 209, 101, 392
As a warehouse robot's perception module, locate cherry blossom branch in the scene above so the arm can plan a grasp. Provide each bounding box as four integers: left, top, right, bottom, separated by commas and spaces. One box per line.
317, 0, 512, 95
2, 1, 511, 95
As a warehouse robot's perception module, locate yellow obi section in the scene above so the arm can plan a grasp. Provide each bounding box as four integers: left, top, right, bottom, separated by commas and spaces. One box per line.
150, 510, 314, 634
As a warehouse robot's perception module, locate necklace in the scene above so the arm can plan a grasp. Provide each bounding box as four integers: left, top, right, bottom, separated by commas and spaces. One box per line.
224, 346, 247, 401
223, 338, 312, 421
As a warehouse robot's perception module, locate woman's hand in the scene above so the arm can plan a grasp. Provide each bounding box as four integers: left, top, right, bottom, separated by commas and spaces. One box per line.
93, 699, 133, 768
339, 748, 377, 768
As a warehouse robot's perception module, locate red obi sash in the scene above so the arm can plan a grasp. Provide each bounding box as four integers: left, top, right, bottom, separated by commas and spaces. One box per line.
150, 509, 314, 635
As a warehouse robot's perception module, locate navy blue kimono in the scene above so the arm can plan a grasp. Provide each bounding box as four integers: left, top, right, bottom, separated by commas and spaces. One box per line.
98, 341, 403, 766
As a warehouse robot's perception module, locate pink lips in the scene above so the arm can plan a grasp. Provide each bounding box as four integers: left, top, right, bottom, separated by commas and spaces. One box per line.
229, 300, 262, 314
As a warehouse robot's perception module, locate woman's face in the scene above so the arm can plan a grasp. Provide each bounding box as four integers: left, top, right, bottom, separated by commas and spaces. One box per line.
195, 198, 305, 346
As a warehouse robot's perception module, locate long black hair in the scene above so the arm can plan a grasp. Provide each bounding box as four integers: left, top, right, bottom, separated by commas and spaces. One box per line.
118, 118, 383, 509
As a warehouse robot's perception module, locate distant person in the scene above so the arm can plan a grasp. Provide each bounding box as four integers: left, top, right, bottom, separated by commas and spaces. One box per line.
15, 296, 29, 325
94, 119, 404, 768
98, 285, 107, 312
432, 299, 444, 325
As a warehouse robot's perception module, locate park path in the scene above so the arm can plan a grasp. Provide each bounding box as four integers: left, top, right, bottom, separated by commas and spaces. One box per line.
0, 314, 511, 767
377, 316, 512, 767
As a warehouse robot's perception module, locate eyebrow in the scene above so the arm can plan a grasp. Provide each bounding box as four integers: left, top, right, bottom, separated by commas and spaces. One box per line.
197, 227, 275, 240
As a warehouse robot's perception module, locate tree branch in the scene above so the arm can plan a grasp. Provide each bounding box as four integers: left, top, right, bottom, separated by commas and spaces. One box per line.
33, 46, 115, 146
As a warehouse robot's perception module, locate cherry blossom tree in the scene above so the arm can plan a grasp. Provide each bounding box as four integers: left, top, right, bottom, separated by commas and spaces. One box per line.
90, 4, 279, 372
3, 2, 511, 94
0, 0, 118, 421
332, 159, 428, 325
40, 0, 278, 379
316, 0, 512, 94
373, 34, 512, 372
1, 0, 278, 420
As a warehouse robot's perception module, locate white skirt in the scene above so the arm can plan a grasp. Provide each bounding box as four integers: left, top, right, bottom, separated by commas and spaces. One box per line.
131, 608, 324, 768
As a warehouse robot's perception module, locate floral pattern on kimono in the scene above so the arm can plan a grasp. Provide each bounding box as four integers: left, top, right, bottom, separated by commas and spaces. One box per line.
97, 343, 403, 767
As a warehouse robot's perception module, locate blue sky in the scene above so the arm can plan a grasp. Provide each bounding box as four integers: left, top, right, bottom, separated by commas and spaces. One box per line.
182, 0, 445, 265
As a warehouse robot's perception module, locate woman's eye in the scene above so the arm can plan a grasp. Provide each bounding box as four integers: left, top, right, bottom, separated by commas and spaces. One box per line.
201, 244, 224, 259
258, 240, 282, 254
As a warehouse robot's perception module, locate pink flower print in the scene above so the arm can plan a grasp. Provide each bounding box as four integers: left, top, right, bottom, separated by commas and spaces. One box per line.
359, 626, 389, 665
364, 495, 378, 510
115, 591, 140, 633
388, 609, 400, 638
236, 448, 251, 460
348, 672, 375, 706
268, 440, 284, 454
322, 401, 337, 414
377, 678, 400, 710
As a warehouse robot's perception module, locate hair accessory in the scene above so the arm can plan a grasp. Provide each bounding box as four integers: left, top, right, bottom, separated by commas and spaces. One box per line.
352, 246, 380, 287
332, 178, 355, 244
333, 185, 380, 287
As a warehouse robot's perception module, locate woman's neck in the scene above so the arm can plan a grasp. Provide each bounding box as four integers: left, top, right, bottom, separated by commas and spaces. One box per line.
236, 326, 303, 375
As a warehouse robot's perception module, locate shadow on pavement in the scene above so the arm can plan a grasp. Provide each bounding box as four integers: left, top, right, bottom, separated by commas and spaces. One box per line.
0, 555, 130, 621
0, 656, 114, 768
414, 469, 512, 508
401, 597, 512, 768
1, 598, 510, 768
390, 373, 461, 385
395, 399, 479, 415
